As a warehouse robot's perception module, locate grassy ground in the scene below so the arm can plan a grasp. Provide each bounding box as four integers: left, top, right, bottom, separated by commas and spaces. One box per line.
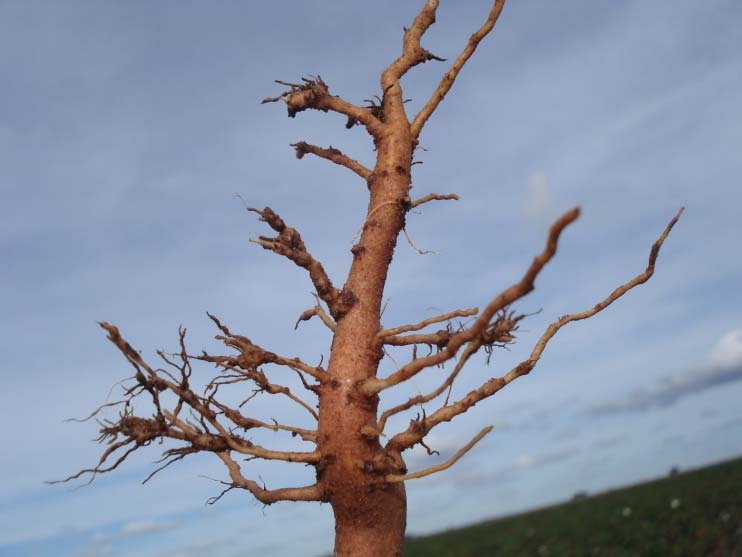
403, 456, 742, 557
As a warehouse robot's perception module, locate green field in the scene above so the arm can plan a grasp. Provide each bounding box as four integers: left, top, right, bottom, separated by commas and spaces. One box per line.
404, 456, 742, 556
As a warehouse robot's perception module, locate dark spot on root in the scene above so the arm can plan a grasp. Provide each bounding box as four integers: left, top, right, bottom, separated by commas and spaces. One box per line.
351, 244, 367, 258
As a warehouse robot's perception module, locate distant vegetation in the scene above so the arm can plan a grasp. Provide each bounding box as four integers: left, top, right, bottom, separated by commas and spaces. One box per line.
404, 456, 742, 556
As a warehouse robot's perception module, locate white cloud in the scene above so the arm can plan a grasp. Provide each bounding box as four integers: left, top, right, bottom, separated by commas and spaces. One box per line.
523, 171, 557, 223
591, 329, 742, 414
86, 520, 177, 551
709, 329, 742, 370
78, 545, 114, 557
120, 520, 176, 535
90, 532, 112, 545
514, 448, 575, 470
514, 454, 535, 469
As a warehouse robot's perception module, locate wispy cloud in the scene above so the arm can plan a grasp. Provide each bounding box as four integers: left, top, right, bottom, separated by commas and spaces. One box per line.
512, 447, 576, 470
590, 434, 629, 450
78, 545, 113, 557
119, 520, 176, 536
85, 519, 177, 551
454, 445, 577, 488
590, 329, 742, 414
155, 538, 242, 557
709, 329, 742, 369
523, 171, 558, 224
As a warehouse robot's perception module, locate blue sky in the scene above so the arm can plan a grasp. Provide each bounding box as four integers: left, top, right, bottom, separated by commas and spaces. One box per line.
1, 1, 741, 556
